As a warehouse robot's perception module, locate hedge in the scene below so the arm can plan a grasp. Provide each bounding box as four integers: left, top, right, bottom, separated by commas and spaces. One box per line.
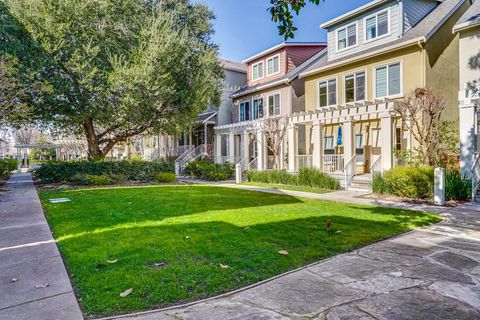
33, 160, 174, 183
0, 158, 18, 180
186, 160, 234, 181
246, 168, 340, 190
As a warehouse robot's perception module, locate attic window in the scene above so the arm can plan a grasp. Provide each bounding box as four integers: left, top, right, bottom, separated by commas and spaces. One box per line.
365, 10, 389, 41
267, 55, 280, 76
337, 22, 357, 52
252, 61, 264, 81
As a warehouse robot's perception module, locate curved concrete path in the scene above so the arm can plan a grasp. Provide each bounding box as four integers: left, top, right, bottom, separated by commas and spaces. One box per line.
0, 173, 83, 320
106, 184, 480, 320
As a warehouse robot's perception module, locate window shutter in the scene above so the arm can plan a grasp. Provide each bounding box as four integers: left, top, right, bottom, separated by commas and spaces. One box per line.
388, 63, 401, 96
375, 67, 388, 98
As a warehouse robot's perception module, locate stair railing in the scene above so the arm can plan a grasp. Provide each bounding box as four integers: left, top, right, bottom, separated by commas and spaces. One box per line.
344, 155, 357, 190
472, 154, 480, 201
369, 155, 382, 191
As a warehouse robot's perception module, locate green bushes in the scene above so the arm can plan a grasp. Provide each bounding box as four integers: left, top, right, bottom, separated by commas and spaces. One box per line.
33, 160, 174, 183
445, 170, 471, 201
155, 172, 177, 183
71, 174, 111, 186
246, 168, 340, 190
381, 165, 434, 199
0, 158, 18, 180
371, 173, 390, 195
186, 161, 234, 181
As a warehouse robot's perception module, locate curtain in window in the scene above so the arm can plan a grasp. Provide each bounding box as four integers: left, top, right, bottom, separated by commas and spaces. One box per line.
366, 16, 376, 40
347, 24, 357, 46
338, 29, 346, 50
375, 66, 387, 97
388, 63, 401, 96
377, 11, 388, 36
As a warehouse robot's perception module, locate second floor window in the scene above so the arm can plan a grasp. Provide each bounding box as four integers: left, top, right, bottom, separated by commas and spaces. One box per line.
375, 62, 401, 98
345, 71, 366, 103
319, 79, 337, 107
252, 98, 264, 119
252, 62, 264, 81
365, 10, 389, 41
267, 55, 280, 76
239, 101, 250, 122
337, 22, 357, 51
268, 93, 281, 116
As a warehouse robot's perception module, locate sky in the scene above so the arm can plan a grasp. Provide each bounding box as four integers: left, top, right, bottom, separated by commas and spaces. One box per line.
193, 0, 371, 62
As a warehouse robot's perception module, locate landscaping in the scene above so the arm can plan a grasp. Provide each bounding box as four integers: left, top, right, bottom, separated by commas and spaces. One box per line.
0, 158, 18, 181
186, 160, 235, 181
40, 185, 441, 317
242, 182, 331, 194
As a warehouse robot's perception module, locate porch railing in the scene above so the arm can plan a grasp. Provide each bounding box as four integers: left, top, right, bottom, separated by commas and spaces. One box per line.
215, 156, 230, 164
296, 155, 312, 170
322, 154, 344, 174
177, 145, 194, 156
175, 144, 213, 174
344, 155, 357, 190
369, 155, 382, 191
472, 154, 480, 201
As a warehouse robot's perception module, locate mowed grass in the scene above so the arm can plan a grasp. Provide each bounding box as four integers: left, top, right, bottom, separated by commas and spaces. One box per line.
242, 182, 332, 194
39, 185, 441, 317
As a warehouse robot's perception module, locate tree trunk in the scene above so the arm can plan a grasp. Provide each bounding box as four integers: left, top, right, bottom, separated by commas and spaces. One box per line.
422, 146, 430, 165
83, 118, 103, 160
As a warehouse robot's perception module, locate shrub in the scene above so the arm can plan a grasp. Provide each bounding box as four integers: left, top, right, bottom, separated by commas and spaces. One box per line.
155, 172, 177, 183
33, 160, 174, 183
246, 170, 296, 185
298, 168, 340, 190
371, 172, 390, 194
383, 165, 434, 199
186, 161, 234, 181
71, 174, 111, 186
0, 158, 18, 180
445, 170, 471, 201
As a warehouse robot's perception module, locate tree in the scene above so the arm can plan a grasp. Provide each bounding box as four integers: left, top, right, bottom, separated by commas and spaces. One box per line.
1, 0, 223, 159
395, 88, 447, 166
13, 125, 40, 145
257, 115, 288, 169
269, 0, 323, 39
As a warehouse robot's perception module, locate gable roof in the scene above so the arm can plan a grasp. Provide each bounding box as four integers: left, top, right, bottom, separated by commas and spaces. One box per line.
232, 48, 328, 98
242, 42, 326, 64
302, 0, 465, 78
453, 0, 480, 32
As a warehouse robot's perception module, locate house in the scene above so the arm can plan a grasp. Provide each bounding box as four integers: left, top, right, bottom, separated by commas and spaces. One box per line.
454, 0, 480, 183
286, 0, 471, 189
213, 42, 327, 170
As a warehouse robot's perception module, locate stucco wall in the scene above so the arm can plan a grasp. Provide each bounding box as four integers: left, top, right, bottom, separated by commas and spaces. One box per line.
459, 27, 480, 90
217, 69, 247, 126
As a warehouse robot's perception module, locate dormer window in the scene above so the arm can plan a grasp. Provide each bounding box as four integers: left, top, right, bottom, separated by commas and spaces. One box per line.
252, 61, 264, 81
365, 10, 389, 41
337, 22, 357, 52
266, 55, 280, 76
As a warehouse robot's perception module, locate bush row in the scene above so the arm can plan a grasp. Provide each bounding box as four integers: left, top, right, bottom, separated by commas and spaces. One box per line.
186, 161, 235, 181
246, 168, 340, 190
372, 165, 471, 201
33, 160, 174, 183
0, 158, 18, 180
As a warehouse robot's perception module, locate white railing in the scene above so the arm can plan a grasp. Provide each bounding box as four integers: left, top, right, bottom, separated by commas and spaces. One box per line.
246, 157, 258, 172
177, 145, 194, 156
215, 156, 230, 164
175, 144, 213, 174
296, 155, 312, 170
344, 155, 357, 190
472, 154, 480, 201
369, 155, 382, 191
322, 154, 344, 174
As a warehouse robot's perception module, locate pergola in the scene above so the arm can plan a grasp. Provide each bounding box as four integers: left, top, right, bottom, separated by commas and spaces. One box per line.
14, 143, 66, 165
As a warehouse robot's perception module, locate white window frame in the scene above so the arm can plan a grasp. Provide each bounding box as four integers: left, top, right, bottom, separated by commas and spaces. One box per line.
267, 92, 281, 117
373, 60, 403, 99
251, 61, 264, 81
355, 133, 365, 164
364, 8, 391, 43
324, 136, 335, 150
343, 70, 367, 104
252, 96, 264, 120
239, 100, 251, 122
317, 78, 338, 109
266, 54, 281, 77
336, 21, 358, 53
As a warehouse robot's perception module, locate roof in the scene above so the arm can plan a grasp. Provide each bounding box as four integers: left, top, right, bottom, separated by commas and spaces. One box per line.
196, 110, 217, 123
242, 42, 327, 64
302, 0, 465, 78
453, 0, 480, 32
232, 48, 328, 98
220, 59, 247, 73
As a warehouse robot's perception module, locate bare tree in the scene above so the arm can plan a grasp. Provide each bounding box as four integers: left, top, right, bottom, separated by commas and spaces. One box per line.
257, 116, 288, 169
13, 125, 40, 145
395, 88, 446, 165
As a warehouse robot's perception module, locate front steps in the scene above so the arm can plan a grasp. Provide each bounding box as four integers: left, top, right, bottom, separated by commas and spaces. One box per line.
330, 173, 372, 192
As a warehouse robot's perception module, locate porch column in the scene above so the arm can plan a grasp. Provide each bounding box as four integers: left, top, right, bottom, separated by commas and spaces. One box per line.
228, 132, 235, 163
287, 124, 297, 172
204, 123, 208, 146
279, 139, 285, 170
256, 130, 265, 170
215, 133, 222, 163
242, 132, 249, 163
312, 121, 323, 170
343, 118, 355, 165
381, 112, 394, 171
459, 102, 476, 178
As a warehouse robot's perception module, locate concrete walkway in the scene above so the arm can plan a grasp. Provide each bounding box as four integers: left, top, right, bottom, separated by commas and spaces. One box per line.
109, 183, 480, 320
0, 173, 83, 320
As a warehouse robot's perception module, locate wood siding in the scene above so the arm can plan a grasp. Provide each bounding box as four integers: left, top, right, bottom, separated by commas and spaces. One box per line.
285, 46, 325, 72
403, 0, 437, 32
247, 49, 287, 87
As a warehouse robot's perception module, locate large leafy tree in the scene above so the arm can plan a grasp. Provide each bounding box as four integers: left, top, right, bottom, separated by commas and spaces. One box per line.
269, 0, 323, 39
0, 0, 223, 159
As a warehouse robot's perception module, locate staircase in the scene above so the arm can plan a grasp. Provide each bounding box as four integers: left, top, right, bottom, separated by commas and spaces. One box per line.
348, 174, 372, 192
175, 144, 213, 175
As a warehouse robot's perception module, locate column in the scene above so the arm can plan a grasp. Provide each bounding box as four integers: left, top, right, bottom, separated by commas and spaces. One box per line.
215, 133, 222, 163
343, 118, 355, 165
279, 139, 285, 170
287, 124, 297, 172
256, 130, 264, 170
381, 112, 393, 171
204, 123, 208, 146
242, 132, 250, 163
312, 121, 323, 170
228, 132, 235, 163
459, 103, 476, 178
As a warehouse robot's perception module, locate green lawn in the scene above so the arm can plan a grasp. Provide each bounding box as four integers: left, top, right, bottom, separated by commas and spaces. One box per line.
40, 185, 441, 317
242, 182, 332, 194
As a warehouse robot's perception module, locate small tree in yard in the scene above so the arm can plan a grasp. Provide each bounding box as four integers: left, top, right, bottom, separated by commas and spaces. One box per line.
257, 116, 288, 169
395, 88, 453, 166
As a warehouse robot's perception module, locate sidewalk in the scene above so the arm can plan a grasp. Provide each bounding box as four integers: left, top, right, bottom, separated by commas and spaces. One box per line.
0, 173, 83, 320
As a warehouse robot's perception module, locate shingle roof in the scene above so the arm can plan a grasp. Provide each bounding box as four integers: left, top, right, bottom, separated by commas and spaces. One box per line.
302, 0, 465, 77
197, 110, 217, 123
454, 0, 480, 31
220, 59, 247, 73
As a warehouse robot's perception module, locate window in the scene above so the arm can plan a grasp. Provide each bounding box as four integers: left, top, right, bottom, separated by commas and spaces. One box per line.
355, 134, 364, 163
345, 72, 366, 103
268, 93, 281, 116
252, 98, 264, 120
365, 10, 389, 41
318, 79, 337, 107
324, 136, 335, 150
395, 127, 402, 151
252, 62, 264, 81
267, 55, 280, 76
375, 62, 401, 98
239, 101, 250, 122
337, 22, 357, 51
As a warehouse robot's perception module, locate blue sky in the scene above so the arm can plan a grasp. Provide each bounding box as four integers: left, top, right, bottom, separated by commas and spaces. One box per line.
193, 0, 371, 62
